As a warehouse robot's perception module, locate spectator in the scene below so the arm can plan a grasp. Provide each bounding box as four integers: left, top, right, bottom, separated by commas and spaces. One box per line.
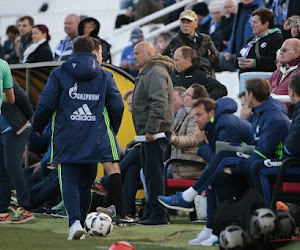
238, 91, 253, 121
269, 38, 300, 96
22, 24, 53, 63
192, 2, 209, 26
170, 84, 208, 179
217, 0, 265, 72
171, 46, 227, 100
120, 27, 144, 77
0, 78, 33, 224
17, 15, 34, 63
33, 36, 131, 240
134, 0, 164, 23
169, 10, 220, 77
78, 17, 112, 63
283, 15, 300, 40
54, 14, 80, 61
132, 41, 174, 225
237, 8, 283, 73
158, 96, 254, 246
173, 86, 186, 116
198, 1, 230, 52
154, 31, 172, 58
1, 25, 19, 64
218, 0, 237, 51
275, 48, 283, 70
115, 6, 135, 28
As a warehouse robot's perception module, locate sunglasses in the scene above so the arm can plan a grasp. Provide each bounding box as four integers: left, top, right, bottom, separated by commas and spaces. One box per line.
280, 48, 295, 53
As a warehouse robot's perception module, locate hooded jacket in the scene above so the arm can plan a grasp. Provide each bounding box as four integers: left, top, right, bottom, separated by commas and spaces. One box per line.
250, 97, 290, 161
33, 52, 124, 164
132, 54, 175, 135
197, 98, 254, 162
78, 17, 112, 63
284, 101, 300, 158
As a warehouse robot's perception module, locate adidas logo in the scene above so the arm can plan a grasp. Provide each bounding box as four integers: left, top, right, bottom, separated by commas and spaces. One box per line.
70, 104, 96, 121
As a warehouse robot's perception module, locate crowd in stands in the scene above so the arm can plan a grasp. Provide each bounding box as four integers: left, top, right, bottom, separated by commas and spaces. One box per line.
1, 0, 300, 246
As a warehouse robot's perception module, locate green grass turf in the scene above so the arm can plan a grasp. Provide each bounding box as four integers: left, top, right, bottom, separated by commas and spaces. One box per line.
0, 214, 300, 249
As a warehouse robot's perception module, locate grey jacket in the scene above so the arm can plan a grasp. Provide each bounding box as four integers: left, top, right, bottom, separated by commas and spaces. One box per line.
171, 108, 206, 179
132, 54, 175, 135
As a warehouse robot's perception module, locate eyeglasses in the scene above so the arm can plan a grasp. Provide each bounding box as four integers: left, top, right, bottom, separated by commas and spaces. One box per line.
280, 48, 296, 53
184, 92, 194, 98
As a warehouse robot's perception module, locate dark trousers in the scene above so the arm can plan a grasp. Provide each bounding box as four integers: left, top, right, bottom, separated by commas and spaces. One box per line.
120, 146, 142, 215
29, 168, 60, 208
58, 163, 97, 227
248, 159, 300, 205
141, 135, 170, 217
192, 151, 244, 194
0, 129, 31, 212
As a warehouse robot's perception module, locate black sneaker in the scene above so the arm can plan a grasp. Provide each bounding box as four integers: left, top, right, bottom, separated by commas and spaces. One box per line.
139, 215, 169, 226
56, 210, 68, 218
31, 206, 48, 215
43, 209, 61, 217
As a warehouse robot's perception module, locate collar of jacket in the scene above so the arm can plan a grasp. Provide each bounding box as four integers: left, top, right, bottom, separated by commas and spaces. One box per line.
178, 30, 202, 42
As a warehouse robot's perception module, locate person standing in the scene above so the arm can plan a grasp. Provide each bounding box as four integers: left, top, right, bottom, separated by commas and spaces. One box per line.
33, 36, 131, 240
0, 78, 34, 224
0, 58, 15, 224
132, 42, 174, 225
54, 14, 80, 61
22, 24, 53, 63
17, 16, 34, 63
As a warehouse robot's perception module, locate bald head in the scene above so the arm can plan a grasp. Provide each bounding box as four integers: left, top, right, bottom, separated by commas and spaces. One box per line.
64, 14, 80, 37
280, 38, 300, 65
133, 42, 155, 68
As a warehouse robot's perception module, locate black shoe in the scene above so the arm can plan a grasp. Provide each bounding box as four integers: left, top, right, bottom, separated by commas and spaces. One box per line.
31, 206, 47, 214
115, 215, 134, 225
139, 210, 151, 223
139, 215, 169, 225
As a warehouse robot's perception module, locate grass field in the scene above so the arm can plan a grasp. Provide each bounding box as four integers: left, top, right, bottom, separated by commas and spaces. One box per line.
1, 214, 300, 250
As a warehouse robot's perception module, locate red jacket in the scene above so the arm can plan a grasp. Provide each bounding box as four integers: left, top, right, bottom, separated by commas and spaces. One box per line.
269, 57, 300, 95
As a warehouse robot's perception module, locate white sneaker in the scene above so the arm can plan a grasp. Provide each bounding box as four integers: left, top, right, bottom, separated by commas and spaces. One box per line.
189, 227, 212, 245
67, 220, 84, 240
200, 234, 218, 246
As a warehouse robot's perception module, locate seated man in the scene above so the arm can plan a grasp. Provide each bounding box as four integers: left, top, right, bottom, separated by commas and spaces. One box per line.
159, 96, 254, 246
269, 38, 300, 96
159, 77, 290, 245
171, 46, 227, 100
245, 73, 300, 204
170, 84, 208, 179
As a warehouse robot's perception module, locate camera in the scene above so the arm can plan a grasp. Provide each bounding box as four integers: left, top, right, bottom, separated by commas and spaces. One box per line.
290, 19, 300, 26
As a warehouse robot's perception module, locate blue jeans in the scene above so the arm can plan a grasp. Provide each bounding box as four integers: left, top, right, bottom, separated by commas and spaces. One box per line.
141, 133, 171, 217
58, 163, 97, 227
0, 128, 31, 212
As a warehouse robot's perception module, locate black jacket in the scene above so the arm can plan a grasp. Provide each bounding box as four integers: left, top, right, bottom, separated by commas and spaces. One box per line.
78, 17, 112, 64
169, 30, 219, 68
284, 101, 300, 158
25, 41, 53, 63
1, 79, 34, 132
170, 65, 227, 100
238, 28, 283, 73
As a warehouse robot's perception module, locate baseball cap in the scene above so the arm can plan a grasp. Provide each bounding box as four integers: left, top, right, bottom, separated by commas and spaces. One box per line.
179, 10, 198, 21
130, 28, 143, 43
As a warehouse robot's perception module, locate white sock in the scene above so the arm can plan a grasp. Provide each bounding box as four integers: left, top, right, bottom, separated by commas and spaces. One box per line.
198, 227, 212, 237
182, 187, 198, 202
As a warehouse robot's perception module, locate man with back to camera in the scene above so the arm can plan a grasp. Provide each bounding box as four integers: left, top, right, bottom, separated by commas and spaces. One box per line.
33, 36, 133, 240
171, 46, 227, 100
54, 14, 80, 61
132, 41, 174, 225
